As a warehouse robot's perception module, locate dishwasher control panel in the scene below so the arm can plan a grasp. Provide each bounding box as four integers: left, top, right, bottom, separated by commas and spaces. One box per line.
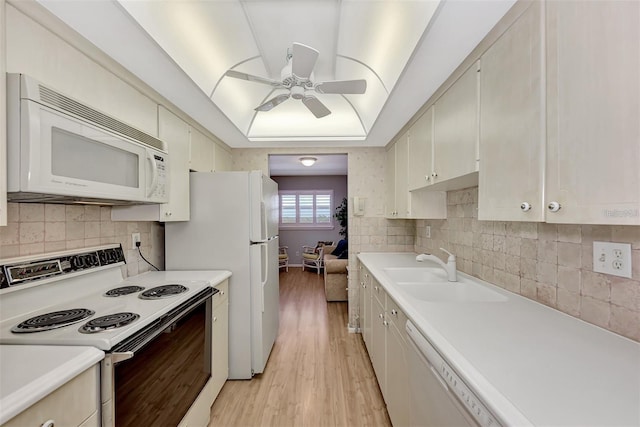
440, 361, 499, 427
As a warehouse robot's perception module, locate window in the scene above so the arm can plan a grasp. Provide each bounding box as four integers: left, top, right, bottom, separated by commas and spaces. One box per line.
279, 190, 334, 229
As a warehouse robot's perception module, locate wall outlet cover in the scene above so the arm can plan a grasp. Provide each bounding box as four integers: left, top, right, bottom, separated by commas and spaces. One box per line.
593, 241, 632, 278
131, 232, 141, 249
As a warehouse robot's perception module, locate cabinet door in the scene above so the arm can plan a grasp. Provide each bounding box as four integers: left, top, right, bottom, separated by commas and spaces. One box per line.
386, 322, 409, 427
478, 1, 545, 221
158, 106, 190, 221
211, 282, 229, 399
395, 131, 410, 218
433, 62, 480, 186
408, 107, 434, 191
190, 127, 214, 172
362, 269, 372, 351
370, 295, 387, 397
385, 145, 397, 217
546, 0, 640, 224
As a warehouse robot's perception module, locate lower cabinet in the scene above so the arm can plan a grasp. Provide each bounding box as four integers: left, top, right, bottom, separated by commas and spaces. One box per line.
358, 264, 372, 348
178, 279, 229, 427
2, 365, 100, 427
360, 266, 409, 427
212, 279, 229, 399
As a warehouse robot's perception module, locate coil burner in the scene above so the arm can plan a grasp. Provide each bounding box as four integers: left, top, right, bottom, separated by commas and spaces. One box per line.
139, 284, 188, 300
104, 286, 145, 297
11, 308, 95, 333
79, 312, 140, 334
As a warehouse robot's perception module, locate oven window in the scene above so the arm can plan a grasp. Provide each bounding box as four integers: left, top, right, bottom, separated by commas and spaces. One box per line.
51, 127, 139, 187
114, 302, 210, 427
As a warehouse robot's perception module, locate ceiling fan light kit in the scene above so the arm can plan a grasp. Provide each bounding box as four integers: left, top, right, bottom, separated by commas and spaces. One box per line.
226, 42, 367, 118
299, 157, 317, 167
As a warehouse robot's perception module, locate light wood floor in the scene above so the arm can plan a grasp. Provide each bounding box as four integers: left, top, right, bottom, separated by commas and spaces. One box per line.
209, 268, 392, 427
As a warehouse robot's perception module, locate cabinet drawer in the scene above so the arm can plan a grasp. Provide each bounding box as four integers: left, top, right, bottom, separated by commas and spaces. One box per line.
371, 279, 386, 306
387, 297, 408, 338
2, 365, 99, 427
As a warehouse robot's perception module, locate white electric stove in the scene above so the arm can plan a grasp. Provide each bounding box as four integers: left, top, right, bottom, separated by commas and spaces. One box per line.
0, 244, 229, 427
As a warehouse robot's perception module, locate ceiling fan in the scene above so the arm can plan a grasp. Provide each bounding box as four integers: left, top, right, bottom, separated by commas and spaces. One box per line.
225, 42, 367, 118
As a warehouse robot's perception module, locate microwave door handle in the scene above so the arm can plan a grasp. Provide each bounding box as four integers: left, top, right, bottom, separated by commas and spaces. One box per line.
146, 150, 159, 197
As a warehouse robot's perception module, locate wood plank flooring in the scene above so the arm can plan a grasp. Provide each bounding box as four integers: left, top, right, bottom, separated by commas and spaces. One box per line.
209, 268, 391, 427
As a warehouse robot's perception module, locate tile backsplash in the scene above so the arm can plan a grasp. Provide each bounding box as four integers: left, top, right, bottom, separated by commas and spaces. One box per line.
415, 187, 640, 342
0, 203, 164, 277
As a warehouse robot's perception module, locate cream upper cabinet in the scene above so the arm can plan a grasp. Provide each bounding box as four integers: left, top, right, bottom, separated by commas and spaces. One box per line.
214, 144, 232, 171
157, 106, 190, 221
385, 144, 397, 218
385, 133, 410, 219
190, 127, 214, 172
0, 0, 7, 226
432, 61, 480, 189
395, 132, 410, 218
408, 107, 434, 191
478, 1, 545, 222
112, 106, 190, 222
545, 0, 640, 225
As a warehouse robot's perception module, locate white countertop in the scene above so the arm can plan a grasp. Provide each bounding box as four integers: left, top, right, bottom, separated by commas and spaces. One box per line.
0, 345, 104, 425
358, 252, 640, 427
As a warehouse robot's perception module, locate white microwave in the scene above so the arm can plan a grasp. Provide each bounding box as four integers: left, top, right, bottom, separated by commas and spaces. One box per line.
6, 73, 169, 205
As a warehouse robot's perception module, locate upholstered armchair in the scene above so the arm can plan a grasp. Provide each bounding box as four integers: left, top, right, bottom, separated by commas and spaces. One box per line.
301, 244, 325, 274
278, 246, 289, 272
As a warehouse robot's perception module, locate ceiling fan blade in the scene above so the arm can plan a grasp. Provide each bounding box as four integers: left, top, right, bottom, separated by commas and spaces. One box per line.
302, 95, 331, 118
225, 70, 284, 87
315, 79, 367, 94
291, 43, 319, 80
255, 93, 290, 112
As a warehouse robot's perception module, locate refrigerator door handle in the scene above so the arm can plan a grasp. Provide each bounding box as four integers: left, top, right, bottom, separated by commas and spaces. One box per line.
250, 236, 278, 245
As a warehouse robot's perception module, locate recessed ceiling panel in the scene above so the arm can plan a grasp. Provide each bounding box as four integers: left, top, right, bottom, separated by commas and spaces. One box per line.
336, 57, 387, 132
241, 0, 339, 81
119, 0, 262, 95
249, 95, 364, 139
338, 0, 440, 92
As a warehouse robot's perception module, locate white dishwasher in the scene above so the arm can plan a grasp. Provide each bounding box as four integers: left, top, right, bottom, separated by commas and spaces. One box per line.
406, 320, 501, 427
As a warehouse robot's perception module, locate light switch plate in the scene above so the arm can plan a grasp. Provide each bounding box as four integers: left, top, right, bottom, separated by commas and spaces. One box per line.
593, 241, 632, 278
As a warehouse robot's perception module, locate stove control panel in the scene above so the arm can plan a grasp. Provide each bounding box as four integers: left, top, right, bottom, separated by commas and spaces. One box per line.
0, 245, 126, 289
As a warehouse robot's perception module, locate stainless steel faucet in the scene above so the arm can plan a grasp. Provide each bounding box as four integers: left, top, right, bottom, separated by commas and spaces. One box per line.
416, 248, 457, 282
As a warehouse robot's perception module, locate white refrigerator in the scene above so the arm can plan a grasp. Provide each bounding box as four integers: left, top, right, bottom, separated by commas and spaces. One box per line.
165, 171, 279, 379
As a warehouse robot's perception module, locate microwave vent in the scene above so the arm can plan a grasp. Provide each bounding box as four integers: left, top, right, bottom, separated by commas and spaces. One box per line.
38, 85, 166, 152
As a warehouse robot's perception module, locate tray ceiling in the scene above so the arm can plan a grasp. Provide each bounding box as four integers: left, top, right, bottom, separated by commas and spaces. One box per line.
37, 0, 517, 148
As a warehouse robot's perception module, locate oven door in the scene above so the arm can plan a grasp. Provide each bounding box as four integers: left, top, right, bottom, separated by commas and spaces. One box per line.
101, 288, 214, 427
18, 100, 165, 203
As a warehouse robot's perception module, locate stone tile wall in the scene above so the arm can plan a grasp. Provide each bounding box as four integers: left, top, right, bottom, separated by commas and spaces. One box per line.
415, 187, 640, 342
0, 203, 164, 277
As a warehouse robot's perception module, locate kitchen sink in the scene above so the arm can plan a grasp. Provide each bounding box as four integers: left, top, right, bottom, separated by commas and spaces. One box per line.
382, 267, 448, 283
395, 280, 508, 303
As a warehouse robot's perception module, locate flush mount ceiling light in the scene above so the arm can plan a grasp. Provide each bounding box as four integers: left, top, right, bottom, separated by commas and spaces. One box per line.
299, 157, 317, 167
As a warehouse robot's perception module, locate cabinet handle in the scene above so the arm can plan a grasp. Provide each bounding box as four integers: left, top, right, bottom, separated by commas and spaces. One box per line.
391, 309, 398, 317
41, 420, 55, 427
374, 286, 379, 291
383, 320, 389, 327
379, 313, 384, 320
213, 317, 217, 322
425, 175, 430, 181
520, 202, 532, 212
547, 201, 561, 212
165, 211, 172, 216
431, 172, 438, 177
220, 290, 225, 295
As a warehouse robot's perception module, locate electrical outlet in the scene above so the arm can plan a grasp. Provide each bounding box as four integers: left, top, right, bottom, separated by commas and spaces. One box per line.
131, 233, 141, 249
593, 241, 632, 278
426, 225, 431, 239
